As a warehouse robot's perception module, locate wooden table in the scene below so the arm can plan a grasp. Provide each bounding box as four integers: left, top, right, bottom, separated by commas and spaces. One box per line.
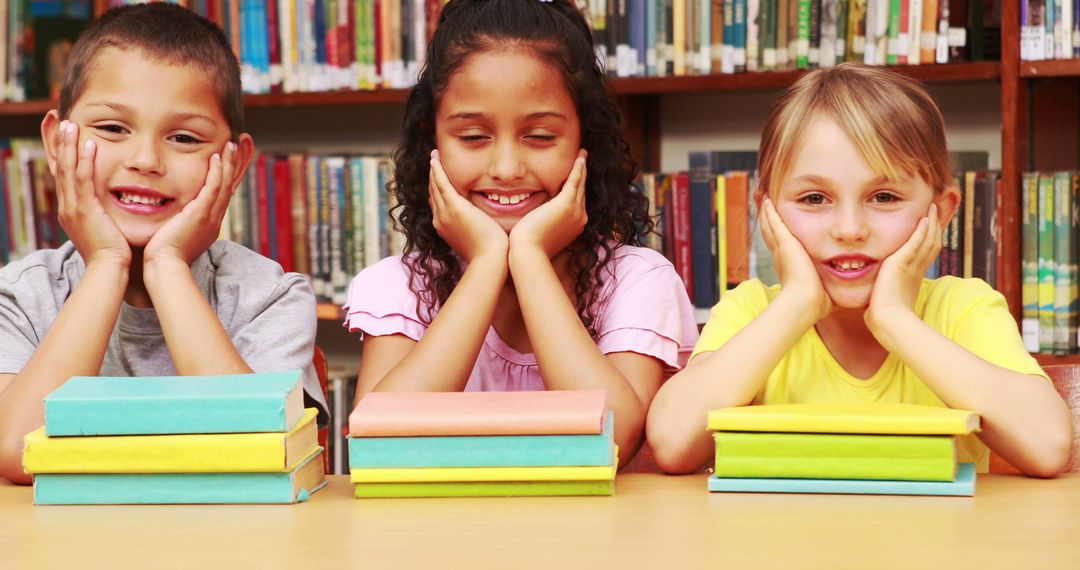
1, 474, 1078, 568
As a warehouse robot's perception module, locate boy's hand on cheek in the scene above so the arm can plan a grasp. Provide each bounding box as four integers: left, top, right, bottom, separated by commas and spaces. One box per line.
865, 204, 940, 334
54, 121, 131, 269
509, 149, 587, 259
144, 143, 237, 269
761, 198, 831, 320
428, 150, 508, 263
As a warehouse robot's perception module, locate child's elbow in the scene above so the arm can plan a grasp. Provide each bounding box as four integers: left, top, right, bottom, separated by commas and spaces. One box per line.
1024, 425, 1073, 479
646, 417, 708, 475
0, 436, 31, 485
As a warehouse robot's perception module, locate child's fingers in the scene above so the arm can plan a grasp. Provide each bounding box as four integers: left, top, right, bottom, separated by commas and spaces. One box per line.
914, 204, 942, 266
192, 153, 223, 216
759, 202, 778, 254
74, 138, 97, 203
55, 121, 79, 210
894, 216, 930, 267
211, 143, 237, 218
762, 198, 798, 248
428, 162, 446, 213
429, 150, 458, 206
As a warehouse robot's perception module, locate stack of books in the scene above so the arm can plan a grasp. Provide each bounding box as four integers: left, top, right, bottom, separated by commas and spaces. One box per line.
24, 371, 326, 505
348, 391, 617, 498
705, 403, 981, 496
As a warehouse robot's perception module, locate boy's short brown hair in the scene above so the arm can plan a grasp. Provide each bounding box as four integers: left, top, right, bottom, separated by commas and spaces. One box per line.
58, 3, 243, 139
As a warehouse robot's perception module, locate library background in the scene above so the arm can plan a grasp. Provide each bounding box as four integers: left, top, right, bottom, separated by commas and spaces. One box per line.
0, 0, 1077, 473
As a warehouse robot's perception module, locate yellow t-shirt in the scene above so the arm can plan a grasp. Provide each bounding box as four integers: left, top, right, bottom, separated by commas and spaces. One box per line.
692, 277, 1049, 472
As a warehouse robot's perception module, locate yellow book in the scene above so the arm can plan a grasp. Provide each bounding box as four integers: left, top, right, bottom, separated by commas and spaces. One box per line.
24, 408, 319, 474
350, 447, 618, 483
706, 403, 979, 435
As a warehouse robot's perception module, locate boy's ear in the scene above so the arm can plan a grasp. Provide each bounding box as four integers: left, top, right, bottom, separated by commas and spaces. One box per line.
934, 184, 962, 225
229, 133, 255, 190
40, 110, 63, 177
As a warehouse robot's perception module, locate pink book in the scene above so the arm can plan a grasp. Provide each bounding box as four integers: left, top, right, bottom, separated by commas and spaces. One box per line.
349, 391, 607, 437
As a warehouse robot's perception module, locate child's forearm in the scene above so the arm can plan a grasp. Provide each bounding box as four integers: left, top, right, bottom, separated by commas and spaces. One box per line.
509, 247, 660, 468
143, 257, 252, 376
0, 260, 128, 483
366, 252, 508, 394
873, 311, 1073, 477
646, 291, 818, 474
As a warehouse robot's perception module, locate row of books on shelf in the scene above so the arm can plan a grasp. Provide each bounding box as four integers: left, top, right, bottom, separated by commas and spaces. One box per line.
642, 150, 1001, 311
593, 0, 993, 78
1021, 171, 1080, 355
0, 140, 406, 304
1020, 0, 1080, 60
1, 0, 997, 104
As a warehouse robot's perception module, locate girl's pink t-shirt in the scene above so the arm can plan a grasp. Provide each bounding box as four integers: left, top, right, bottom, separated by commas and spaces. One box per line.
343, 245, 699, 391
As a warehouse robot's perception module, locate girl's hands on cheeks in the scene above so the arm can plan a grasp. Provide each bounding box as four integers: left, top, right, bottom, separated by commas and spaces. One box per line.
865, 204, 940, 334
428, 150, 508, 262
54, 121, 131, 269
508, 149, 587, 259
143, 142, 238, 268
760, 197, 832, 320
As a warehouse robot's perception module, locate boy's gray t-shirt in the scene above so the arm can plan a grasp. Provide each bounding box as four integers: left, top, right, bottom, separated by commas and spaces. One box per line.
0, 240, 329, 425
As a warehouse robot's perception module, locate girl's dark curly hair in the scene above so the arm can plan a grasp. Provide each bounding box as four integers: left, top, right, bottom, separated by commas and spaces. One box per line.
391, 0, 652, 337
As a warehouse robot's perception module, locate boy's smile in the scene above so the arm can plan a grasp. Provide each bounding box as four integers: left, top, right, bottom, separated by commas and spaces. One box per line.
49, 47, 234, 247
434, 47, 582, 234
774, 115, 944, 309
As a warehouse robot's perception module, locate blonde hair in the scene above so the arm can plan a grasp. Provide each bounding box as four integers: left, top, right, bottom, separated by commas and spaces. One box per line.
756, 63, 953, 202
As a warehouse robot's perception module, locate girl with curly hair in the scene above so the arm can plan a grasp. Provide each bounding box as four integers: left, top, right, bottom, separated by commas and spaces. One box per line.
343, 0, 698, 466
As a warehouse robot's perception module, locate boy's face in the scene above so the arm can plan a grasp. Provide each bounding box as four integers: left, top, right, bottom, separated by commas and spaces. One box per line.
43, 47, 248, 247
773, 115, 957, 309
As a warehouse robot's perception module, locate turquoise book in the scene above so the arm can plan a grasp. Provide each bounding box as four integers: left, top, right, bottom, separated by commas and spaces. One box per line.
707, 462, 976, 497
44, 371, 305, 436
349, 411, 615, 468
33, 449, 327, 505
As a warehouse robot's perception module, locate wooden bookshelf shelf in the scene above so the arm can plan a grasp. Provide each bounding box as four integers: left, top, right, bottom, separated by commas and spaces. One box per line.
1033, 353, 1080, 366
1019, 59, 1080, 78
316, 303, 343, 321
0, 63, 1002, 118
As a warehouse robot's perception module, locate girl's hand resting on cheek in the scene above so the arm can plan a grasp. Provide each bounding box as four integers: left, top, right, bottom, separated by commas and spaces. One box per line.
509, 149, 588, 259
760, 197, 832, 321
428, 149, 509, 263
865, 203, 941, 334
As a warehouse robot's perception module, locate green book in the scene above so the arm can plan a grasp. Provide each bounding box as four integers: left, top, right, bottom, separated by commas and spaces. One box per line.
796, 0, 811, 67
1022, 172, 1040, 352
886, 0, 901, 64
713, 432, 958, 481
1054, 172, 1074, 355
353, 480, 615, 499
1039, 174, 1057, 353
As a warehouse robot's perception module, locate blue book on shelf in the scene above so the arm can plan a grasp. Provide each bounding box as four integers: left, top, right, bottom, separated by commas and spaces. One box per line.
707, 463, 977, 496
34, 449, 326, 505
44, 371, 305, 436
349, 411, 616, 468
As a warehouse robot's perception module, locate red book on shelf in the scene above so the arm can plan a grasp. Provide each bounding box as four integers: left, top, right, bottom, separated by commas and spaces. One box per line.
671, 171, 694, 300
266, 0, 281, 93
274, 157, 294, 273
256, 155, 271, 258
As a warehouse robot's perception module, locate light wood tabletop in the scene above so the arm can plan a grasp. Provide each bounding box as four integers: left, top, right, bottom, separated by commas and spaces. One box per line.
2, 473, 1078, 568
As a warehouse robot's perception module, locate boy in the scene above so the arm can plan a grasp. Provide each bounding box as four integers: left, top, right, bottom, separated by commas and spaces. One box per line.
0, 3, 326, 484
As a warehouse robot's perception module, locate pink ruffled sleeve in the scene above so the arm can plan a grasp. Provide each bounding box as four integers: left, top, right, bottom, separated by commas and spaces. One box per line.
342, 255, 430, 341
594, 246, 700, 371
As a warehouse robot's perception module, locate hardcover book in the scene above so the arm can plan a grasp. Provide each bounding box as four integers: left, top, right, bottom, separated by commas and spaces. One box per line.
33, 449, 327, 505
44, 371, 305, 436
707, 462, 976, 496
349, 390, 607, 437
354, 479, 614, 498
706, 403, 980, 435
25, 409, 319, 474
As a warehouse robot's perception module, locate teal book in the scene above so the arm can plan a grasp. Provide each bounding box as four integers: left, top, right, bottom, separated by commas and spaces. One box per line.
34, 449, 327, 505
707, 462, 976, 496
349, 411, 615, 468
354, 479, 614, 498
44, 371, 305, 436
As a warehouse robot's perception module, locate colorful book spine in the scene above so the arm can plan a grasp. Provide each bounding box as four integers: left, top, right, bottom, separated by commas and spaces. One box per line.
713, 431, 957, 481
44, 371, 304, 436
354, 479, 614, 498
707, 462, 976, 496
1039, 173, 1057, 352
34, 450, 327, 505
348, 462, 617, 484
707, 402, 980, 434
349, 411, 615, 468
1054, 171, 1074, 354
